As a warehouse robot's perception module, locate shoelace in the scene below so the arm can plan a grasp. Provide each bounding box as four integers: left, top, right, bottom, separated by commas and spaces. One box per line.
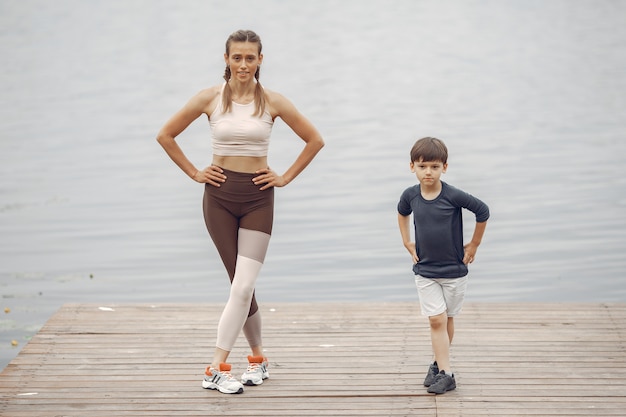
221, 370, 236, 380
246, 362, 260, 372
210, 367, 236, 381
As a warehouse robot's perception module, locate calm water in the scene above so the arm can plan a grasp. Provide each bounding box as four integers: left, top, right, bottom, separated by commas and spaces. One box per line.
1, 0, 625, 370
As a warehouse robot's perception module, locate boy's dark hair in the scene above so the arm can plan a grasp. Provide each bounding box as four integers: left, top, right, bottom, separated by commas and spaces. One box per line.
410, 137, 448, 163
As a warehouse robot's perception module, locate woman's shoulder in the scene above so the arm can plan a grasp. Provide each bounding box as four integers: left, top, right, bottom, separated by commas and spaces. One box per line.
194, 85, 222, 102
263, 87, 287, 104
186, 85, 222, 114
263, 87, 295, 116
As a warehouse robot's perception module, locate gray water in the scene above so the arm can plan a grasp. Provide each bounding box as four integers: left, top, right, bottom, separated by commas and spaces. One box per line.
1, 0, 625, 370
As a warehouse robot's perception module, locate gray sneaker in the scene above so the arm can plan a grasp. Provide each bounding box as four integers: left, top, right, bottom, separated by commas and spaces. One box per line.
427, 370, 456, 394
423, 361, 439, 387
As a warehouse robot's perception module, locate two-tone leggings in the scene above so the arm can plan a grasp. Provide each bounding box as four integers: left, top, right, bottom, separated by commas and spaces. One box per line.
202, 168, 273, 352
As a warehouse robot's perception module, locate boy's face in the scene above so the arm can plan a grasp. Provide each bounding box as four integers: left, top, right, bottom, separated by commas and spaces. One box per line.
410, 158, 447, 186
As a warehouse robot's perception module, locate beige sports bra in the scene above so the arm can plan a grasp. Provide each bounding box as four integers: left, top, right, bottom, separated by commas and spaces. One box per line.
209, 84, 273, 157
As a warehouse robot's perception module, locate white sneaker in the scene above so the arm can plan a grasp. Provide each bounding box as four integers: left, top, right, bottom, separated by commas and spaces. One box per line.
241, 355, 269, 386
202, 363, 244, 394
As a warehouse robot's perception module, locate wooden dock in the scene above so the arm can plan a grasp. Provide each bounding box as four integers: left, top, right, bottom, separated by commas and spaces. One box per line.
1, 302, 625, 416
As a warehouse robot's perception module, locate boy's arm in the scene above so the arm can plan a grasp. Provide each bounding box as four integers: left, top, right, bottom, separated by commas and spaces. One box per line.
398, 213, 418, 264
463, 221, 487, 264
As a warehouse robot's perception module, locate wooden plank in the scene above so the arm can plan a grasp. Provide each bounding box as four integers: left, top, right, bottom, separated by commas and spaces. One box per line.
0, 302, 625, 416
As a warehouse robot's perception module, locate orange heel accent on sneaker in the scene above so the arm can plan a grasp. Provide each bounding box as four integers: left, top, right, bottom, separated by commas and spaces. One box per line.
218, 363, 232, 372
247, 355, 265, 363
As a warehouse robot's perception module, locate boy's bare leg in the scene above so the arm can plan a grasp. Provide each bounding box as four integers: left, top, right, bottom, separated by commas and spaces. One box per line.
447, 316, 455, 345
429, 312, 451, 373
431, 316, 456, 361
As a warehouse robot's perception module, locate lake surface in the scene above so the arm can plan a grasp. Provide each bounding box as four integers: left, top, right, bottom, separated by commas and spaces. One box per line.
1, 0, 625, 370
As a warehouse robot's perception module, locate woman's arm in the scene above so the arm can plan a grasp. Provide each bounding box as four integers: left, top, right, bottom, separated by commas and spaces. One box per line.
253, 90, 324, 190
156, 87, 226, 186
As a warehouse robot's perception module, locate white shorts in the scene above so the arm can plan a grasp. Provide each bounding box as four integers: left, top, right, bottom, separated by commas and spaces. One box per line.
415, 275, 468, 317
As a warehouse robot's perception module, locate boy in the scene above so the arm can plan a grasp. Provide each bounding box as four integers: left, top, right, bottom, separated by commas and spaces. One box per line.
397, 137, 489, 394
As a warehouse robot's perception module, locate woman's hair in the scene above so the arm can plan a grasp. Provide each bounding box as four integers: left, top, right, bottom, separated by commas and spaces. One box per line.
410, 137, 448, 163
222, 29, 266, 116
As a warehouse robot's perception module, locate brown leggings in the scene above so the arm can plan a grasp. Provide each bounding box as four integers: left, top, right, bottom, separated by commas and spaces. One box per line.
202, 168, 273, 350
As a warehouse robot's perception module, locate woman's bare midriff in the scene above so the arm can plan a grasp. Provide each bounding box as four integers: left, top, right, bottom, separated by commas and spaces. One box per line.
211, 155, 268, 173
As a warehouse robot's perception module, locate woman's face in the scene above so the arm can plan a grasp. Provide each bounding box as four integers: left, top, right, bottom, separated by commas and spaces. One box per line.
225, 41, 263, 83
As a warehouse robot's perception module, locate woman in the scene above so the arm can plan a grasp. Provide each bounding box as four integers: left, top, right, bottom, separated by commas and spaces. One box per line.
156, 30, 324, 394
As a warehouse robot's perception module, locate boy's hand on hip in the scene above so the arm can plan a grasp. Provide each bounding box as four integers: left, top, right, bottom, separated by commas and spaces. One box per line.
463, 242, 479, 264
404, 242, 419, 264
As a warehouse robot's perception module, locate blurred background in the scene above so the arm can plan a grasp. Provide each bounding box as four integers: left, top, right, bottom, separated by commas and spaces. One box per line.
1, 0, 625, 370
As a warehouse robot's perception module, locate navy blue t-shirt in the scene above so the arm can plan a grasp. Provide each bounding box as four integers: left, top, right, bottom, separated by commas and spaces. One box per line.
397, 181, 490, 278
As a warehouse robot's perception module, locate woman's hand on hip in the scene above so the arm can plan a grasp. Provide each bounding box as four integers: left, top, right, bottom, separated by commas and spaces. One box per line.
194, 165, 227, 187
253, 167, 286, 190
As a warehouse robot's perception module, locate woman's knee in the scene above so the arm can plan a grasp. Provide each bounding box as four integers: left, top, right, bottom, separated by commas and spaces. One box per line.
230, 280, 256, 305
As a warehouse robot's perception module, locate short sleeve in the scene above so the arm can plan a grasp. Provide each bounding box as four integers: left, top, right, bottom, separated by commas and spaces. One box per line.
397, 187, 415, 216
